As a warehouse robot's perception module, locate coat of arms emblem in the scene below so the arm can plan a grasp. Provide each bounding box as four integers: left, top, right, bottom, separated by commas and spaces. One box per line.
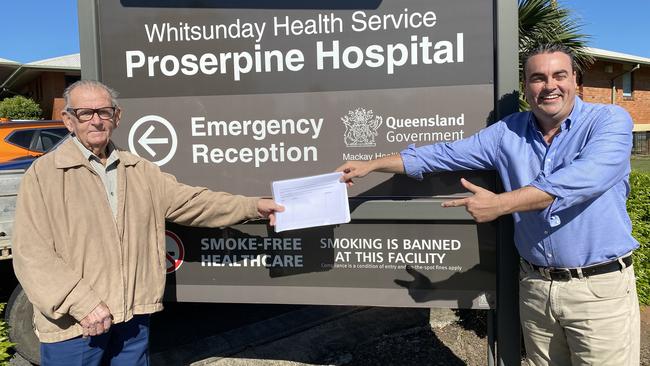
341, 108, 383, 147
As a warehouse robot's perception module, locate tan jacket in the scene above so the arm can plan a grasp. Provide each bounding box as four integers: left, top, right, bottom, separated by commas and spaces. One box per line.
13, 138, 259, 343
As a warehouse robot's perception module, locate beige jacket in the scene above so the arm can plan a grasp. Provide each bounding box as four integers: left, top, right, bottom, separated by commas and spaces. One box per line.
13, 138, 259, 342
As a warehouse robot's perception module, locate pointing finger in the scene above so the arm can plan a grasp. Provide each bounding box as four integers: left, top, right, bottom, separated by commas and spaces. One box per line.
441, 198, 468, 208
460, 178, 484, 194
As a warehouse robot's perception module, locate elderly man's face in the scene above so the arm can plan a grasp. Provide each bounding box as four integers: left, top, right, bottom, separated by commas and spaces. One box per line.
62, 86, 120, 156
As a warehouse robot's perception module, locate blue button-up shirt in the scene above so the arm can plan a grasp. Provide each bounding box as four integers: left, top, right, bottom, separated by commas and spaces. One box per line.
401, 97, 638, 268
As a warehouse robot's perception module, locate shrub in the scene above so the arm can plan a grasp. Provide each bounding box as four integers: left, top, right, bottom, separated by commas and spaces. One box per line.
0, 303, 14, 365
629, 170, 650, 305
0, 96, 42, 120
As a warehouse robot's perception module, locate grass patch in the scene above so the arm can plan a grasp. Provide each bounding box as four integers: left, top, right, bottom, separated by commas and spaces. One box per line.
631, 155, 650, 172
629, 171, 650, 305
0, 303, 14, 365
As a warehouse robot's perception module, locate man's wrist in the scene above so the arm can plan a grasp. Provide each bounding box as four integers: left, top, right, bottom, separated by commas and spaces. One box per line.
368, 159, 380, 173
495, 192, 513, 216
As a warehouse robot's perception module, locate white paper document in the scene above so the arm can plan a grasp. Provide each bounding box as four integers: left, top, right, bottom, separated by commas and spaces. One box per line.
272, 172, 351, 232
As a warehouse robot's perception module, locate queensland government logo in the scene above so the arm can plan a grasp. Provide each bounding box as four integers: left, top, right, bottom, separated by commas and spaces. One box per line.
341, 108, 383, 147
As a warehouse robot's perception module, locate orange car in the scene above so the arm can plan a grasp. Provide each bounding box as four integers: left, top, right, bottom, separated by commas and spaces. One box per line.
0, 120, 69, 163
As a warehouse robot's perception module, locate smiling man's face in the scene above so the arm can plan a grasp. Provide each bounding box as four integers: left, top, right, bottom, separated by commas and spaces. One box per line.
524, 51, 577, 129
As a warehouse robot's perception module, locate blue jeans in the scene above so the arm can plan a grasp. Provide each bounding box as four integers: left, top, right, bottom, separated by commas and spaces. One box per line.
40, 315, 150, 366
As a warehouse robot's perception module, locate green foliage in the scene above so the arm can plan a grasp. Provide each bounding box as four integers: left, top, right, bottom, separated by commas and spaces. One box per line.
629, 171, 650, 305
0, 96, 42, 120
0, 303, 15, 365
518, 0, 594, 110
518, 0, 594, 75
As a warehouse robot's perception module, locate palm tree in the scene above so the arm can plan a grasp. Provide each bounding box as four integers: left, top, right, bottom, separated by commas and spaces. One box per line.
518, 0, 594, 109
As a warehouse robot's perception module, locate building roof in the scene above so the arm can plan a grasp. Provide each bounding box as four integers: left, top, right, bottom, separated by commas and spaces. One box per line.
0, 54, 80, 100
25, 53, 80, 70
0, 59, 21, 88
0, 58, 19, 65
585, 47, 650, 66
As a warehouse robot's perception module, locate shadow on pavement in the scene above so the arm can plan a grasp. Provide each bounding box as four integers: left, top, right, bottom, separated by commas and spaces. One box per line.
151, 306, 480, 365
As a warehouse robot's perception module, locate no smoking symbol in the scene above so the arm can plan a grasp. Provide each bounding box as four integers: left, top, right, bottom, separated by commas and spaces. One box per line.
165, 230, 184, 274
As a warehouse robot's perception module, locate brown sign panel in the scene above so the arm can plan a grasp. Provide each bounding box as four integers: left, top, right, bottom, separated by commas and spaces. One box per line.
93, 0, 497, 308
165, 219, 496, 308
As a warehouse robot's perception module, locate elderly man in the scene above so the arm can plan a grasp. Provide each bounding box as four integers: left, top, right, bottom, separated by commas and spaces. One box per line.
337, 44, 639, 365
13, 80, 283, 365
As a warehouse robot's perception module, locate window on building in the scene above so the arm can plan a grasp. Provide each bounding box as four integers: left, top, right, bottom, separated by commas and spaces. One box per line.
622, 72, 633, 98
64, 75, 81, 88
632, 131, 650, 155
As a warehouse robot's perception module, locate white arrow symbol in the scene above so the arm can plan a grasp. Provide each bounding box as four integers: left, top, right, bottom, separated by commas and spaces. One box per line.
129, 115, 178, 166
137, 125, 169, 157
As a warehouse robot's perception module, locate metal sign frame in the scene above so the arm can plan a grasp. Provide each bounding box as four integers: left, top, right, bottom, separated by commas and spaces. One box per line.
78, 0, 520, 363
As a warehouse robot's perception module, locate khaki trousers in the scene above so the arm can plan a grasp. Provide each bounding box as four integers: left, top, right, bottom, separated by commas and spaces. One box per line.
519, 260, 639, 366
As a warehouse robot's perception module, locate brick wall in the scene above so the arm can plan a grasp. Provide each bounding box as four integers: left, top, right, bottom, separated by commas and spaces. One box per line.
580, 60, 650, 126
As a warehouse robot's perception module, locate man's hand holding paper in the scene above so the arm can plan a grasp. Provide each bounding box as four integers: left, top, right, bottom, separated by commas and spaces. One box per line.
271, 172, 351, 232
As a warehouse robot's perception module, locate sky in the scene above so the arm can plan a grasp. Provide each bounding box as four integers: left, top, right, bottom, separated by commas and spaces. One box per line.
0, 0, 649, 63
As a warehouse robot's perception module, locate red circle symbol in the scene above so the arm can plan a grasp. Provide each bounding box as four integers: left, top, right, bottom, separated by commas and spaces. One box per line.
165, 230, 184, 274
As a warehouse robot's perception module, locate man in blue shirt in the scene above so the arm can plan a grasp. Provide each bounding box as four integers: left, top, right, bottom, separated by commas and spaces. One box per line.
337, 44, 639, 365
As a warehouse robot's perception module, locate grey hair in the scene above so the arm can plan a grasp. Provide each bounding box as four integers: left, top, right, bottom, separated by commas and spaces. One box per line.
63, 80, 120, 110
523, 43, 577, 76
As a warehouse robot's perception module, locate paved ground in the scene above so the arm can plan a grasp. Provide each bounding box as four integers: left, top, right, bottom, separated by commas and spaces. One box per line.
192, 308, 493, 366
10, 306, 650, 365
192, 306, 650, 366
